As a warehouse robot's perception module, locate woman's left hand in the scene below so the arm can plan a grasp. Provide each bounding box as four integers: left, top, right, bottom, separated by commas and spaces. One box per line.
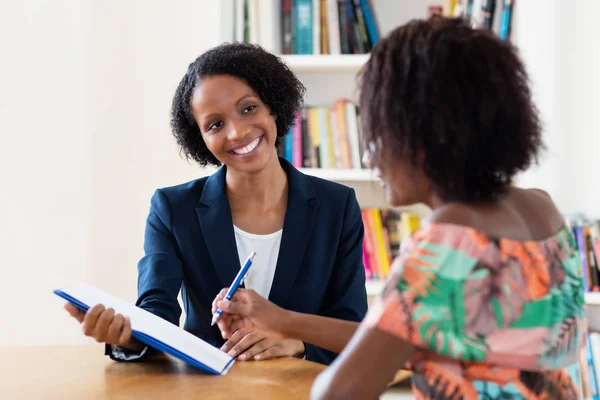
220, 328, 305, 361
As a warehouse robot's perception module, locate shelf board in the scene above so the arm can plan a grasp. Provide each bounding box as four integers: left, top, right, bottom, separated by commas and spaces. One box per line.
279, 54, 370, 72
586, 292, 600, 305
300, 168, 377, 182
365, 280, 384, 296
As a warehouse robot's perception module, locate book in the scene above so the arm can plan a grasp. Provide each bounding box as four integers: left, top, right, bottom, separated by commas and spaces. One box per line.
54, 283, 235, 375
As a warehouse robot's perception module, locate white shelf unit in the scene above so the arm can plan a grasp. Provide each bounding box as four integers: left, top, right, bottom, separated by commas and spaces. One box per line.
365, 279, 384, 296
300, 168, 377, 182
279, 54, 369, 72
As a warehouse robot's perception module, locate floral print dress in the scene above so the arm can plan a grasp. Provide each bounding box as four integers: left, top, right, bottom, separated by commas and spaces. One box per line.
365, 223, 587, 399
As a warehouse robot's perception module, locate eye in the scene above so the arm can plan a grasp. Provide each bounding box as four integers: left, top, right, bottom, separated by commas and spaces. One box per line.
242, 105, 257, 114
207, 121, 224, 131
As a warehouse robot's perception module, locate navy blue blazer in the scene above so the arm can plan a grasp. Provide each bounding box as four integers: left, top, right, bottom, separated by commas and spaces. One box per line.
124, 159, 367, 365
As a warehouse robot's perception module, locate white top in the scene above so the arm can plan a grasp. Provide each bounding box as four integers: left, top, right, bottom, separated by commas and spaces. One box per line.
233, 225, 283, 299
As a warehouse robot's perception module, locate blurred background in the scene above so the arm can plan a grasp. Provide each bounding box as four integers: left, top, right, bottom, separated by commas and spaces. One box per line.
0, 0, 598, 352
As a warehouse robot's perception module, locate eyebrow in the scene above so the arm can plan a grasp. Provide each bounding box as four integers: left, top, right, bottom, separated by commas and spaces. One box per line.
235, 93, 257, 106
201, 94, 258, 122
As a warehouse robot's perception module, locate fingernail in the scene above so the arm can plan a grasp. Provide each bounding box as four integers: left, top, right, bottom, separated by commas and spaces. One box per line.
228, 350, 236, 357
254, 355, 261, 360
221, 345, 228, 352
239, 354, 246, 360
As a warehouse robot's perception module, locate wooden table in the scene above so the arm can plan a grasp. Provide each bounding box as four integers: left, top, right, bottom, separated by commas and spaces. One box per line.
0, 345, 326, 399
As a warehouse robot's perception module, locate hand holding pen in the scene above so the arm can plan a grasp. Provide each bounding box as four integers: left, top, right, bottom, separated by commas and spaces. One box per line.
211, 252, 256, 326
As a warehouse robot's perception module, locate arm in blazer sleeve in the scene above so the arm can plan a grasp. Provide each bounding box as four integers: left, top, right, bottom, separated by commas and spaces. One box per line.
105, 189, 184, 361
304, 188, 368, 365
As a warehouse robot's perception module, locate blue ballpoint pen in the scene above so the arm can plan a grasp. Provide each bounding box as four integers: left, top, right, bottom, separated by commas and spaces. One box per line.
211, 251, 256, 326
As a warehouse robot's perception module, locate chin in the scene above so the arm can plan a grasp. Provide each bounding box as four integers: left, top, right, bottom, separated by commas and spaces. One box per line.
386, 190, 416, 208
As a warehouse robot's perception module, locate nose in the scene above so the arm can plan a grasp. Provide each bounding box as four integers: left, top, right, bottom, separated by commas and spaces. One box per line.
227, 119, 251, 141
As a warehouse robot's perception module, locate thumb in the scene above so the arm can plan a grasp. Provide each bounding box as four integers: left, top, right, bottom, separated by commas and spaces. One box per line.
217, 299, 251, 317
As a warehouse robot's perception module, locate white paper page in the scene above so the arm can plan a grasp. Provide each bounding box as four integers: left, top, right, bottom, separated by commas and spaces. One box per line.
59, 283, 233, 374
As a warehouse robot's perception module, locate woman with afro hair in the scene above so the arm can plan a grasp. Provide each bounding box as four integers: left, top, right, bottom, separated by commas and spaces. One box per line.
63, 42, 368, 366
210, 17, 587, 399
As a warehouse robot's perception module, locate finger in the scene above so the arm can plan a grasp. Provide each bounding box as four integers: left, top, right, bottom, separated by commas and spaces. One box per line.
82, 304, 105, 337
118, 316, 133, 346
64, 303, 85, 323
94, 308, 116, 343
212, 288, 229, 314
217, 299, 251, 317
239, 338, 275, 361
228, 332, 265, 360
217, 315, 234, 339
106, 313, 125, 345
253, 344, 285, 361
220, 328, 247, 353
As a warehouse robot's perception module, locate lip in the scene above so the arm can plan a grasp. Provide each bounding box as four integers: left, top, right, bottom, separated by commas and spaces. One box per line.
228, 135, 264, 157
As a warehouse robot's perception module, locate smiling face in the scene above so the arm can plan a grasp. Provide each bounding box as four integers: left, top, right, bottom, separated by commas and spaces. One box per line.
190, 74, 279, 173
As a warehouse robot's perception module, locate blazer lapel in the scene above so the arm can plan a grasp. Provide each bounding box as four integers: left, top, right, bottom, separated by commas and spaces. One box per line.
196, 166, 241, 289
269, 159, 319, 307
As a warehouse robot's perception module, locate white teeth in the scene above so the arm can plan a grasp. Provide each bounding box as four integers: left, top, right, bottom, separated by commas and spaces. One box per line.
232, 137, 260, 155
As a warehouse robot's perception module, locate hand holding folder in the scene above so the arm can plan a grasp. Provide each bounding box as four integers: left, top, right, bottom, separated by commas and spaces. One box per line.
55, 283, 235, 375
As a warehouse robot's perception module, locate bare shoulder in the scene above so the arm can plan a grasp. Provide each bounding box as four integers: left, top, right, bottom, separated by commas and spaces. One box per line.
427, 202, 481, 226
426, 188, 564, 240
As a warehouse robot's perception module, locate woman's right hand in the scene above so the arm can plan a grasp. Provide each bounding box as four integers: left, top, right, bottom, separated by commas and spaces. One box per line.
64, 303, 145, 353
211, 289, 288, 340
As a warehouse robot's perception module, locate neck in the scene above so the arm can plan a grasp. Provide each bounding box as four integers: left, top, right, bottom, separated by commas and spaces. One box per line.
225, 154, 287, 211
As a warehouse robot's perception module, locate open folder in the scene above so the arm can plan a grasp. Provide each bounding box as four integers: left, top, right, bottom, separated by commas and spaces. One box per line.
54, 283, 235, 375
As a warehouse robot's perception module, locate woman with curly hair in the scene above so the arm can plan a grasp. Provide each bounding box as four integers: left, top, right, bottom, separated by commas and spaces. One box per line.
62, 42, 368, 366
212, 18, 587, 399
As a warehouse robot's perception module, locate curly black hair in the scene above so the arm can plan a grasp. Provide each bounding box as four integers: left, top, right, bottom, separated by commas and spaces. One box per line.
170, 42, 305, 167
359, 17, 543, 202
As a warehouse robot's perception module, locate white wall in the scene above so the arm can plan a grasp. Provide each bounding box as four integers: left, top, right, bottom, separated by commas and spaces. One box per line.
0, 0, 218, 346
514, 0, 600, 218
0, 0, 90, 346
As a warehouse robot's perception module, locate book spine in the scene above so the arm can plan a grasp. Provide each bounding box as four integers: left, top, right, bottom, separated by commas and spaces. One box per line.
344, 102, 362, 169
294, 0, 313, 54
371, 209, 391, 277
301, 108, 312, 167
335, 99, 351, 168
281, 0, 293, 53
352, 0, 371, 52
362, 241, 372, 280
308, 107, 321, 168
337, 0, 351, 54
362, 209, 379, 280
312, 0, 321, 54
499, 0, 514, 40
345, 0, 363, 53
320, 0, 329, 54
292, 112, 303, 168
329, 109, 342, 168
359, 0, 379, 47
326, 0, 341, 54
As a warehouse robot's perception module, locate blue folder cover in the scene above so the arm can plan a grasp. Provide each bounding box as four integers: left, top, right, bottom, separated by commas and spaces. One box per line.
54, 287, 235, 375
